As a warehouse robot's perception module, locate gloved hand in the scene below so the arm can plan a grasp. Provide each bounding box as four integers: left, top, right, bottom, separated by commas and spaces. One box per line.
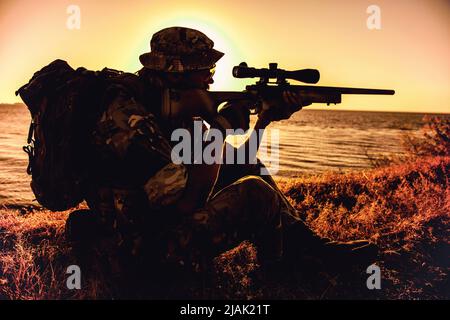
258, 90, 310, 126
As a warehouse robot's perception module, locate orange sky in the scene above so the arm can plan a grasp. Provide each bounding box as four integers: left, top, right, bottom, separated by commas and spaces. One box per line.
0, 0, 449, 113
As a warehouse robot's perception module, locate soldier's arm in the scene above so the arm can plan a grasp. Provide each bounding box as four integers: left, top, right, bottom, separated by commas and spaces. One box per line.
220, 90, 304, 166
222, 117, 268, 165
173, 121, 223, 214
174, 161, 221, 214
177, 120, 268, 213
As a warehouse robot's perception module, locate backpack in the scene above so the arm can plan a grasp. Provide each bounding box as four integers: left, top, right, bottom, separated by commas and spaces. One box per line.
16, 59, 144, 211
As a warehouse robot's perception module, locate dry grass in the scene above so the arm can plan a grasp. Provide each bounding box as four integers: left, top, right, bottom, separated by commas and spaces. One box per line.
281, 156, 449, 299
0, 206, 117, 299
0, 209, 69, 299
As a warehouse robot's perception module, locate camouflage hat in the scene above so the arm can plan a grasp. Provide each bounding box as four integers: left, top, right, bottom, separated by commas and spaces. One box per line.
139, 26, 224, 72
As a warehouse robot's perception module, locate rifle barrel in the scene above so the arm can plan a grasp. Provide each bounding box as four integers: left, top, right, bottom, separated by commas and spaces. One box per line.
292, 85, 395, 95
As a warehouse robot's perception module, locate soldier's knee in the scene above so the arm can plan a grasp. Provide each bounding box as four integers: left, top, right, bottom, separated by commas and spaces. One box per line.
236, 176, 279, 205
237, 176, 271, 191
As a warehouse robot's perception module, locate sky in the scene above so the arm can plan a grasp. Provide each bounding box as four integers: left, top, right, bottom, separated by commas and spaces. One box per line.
0, 0, 449, 113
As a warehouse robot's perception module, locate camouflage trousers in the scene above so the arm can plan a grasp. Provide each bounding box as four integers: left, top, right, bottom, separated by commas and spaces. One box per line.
68, 160, 320, 274
168, 160, 318, 266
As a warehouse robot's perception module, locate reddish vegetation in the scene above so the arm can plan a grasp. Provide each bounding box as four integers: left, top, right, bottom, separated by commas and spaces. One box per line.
282, 156, 449, 299
0, 116, 448, 299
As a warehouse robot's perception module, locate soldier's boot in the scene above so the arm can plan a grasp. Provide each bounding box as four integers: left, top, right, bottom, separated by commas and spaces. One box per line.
66, 209, 124, 284
283, 222, 379, 276
65, 209, 99, 242
65, 209, 100, 263
322, 240, 378, 265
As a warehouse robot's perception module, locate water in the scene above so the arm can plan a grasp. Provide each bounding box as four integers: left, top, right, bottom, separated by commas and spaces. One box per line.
0, 104, 35, 206
257, 110, 430, 177
0, 103, 447, 207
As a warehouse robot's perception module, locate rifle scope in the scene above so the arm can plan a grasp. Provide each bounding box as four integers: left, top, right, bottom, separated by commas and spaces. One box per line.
232, 62, 320, 84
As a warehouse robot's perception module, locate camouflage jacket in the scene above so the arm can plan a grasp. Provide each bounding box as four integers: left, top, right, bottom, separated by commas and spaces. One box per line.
84, 81, 188, 235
